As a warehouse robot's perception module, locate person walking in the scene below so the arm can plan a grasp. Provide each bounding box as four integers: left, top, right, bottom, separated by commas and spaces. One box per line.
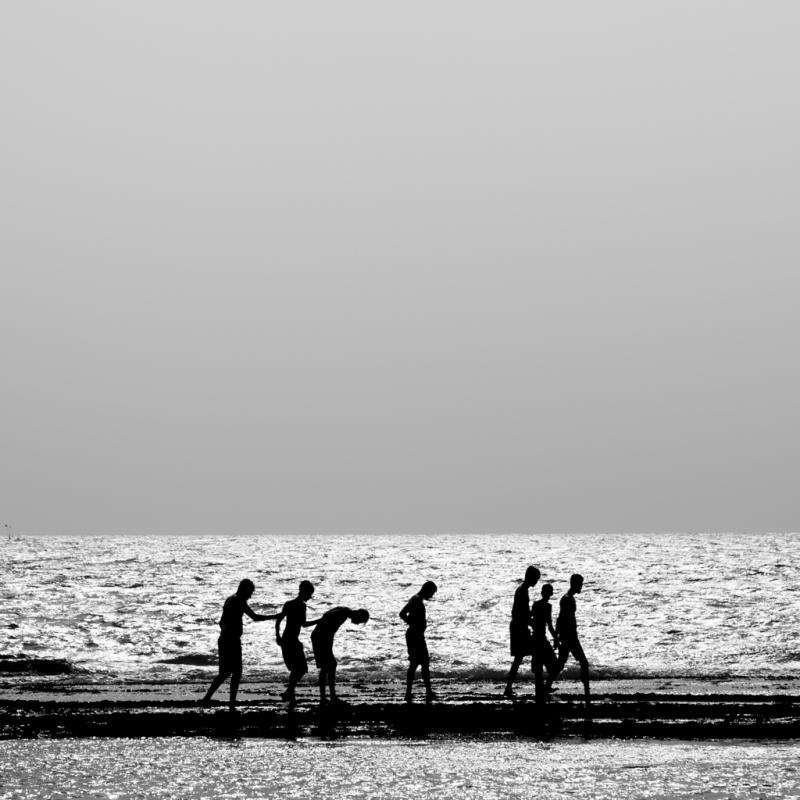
531, 583, 558, 703
503, 566, 540, 698
553, 573, 590, 705
275, 580, 321, 705
399, 581, 437, 703
201, 579, 277, 710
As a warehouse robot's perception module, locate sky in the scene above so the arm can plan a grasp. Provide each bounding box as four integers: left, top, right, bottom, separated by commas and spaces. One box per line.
2, 3, 799, 535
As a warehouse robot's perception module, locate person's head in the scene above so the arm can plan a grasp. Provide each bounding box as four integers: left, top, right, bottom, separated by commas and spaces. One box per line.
541, 583, 553, 599
420, 580, 438, 600
298, 580, 315, 600
524, 566, 541, 586
237, 578, 255, 599
570, 573, 584, 593
350, 609, 370, 625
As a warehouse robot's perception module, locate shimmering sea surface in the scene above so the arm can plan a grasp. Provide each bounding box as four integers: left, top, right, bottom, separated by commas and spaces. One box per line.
0, 738, 798, 799
1, 533, 798, 682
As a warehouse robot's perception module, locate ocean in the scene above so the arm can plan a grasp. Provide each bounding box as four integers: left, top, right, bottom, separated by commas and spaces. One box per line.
1, 738, 798, 800
1, 532, 798, 685
1, 533, 799, 799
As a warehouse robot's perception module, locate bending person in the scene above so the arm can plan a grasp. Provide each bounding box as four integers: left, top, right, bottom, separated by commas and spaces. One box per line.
399, 581, 437, 703
311, 607, 370, 704
201, 578, 277, 710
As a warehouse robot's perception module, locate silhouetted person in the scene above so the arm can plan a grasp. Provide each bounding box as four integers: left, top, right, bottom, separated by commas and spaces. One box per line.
504, 566, 540, 698
531, 583, 558, 703
553, 573, 590, 704
275, 580, 321, 704
201, 579, 277, 710
311, 607, 370, 704
400, 580, 437, 703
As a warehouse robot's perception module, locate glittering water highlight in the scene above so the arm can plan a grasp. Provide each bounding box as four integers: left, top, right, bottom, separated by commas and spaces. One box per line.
0, 737, 797, 800
1, 533, 798, 683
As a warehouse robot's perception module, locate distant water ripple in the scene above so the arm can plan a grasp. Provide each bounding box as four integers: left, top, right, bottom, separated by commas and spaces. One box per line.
0, 533, 797, 681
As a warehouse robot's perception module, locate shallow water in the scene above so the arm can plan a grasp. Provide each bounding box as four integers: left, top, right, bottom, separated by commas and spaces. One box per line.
0, 738, 797, 800
1, 533, 798, 682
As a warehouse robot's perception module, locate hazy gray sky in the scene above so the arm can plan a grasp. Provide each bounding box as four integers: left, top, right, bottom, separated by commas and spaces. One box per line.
2, 3, 799, 534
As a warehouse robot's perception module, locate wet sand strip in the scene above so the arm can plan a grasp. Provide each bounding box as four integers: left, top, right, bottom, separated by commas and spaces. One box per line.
2, 694, 799, 740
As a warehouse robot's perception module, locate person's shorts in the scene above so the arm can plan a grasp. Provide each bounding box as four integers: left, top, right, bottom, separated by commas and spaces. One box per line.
218, 635, 242, 674
281, 639, 308, 674
311, 636, 336, 670
406, 629, 429, 665
558, 636, 588, 667
531, 638, 557, 673
509, 623, 533, 657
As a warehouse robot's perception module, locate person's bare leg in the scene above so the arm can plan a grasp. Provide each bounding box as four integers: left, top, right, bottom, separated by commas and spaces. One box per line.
504, 655, 523, 697
229, 668, 241, 709
283, 667, 304, 704
569, 640, 590, 706
405, 663, 417, 702
318, 668, 327, 704
544, 657, 557, 694
203, 674, 224, 702
202, 669, 231, 704
533, 660, 545, 704
539, 646, 559, 698
422, 661, 436, 702
329, 662, 338, 701
551, 643, 570, 684
579, 659, 590, 705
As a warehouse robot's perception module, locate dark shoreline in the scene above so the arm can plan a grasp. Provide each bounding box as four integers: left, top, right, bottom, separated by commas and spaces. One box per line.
2, 680, 798, 740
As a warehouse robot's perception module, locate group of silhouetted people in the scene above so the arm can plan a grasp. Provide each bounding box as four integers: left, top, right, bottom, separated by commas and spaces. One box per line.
503, 566, 590, 705
201, 568, 588, 710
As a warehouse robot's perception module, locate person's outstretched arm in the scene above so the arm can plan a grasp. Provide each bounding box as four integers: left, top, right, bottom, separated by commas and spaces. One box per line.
301, 603, 320, 627
244, 604, 279, 622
